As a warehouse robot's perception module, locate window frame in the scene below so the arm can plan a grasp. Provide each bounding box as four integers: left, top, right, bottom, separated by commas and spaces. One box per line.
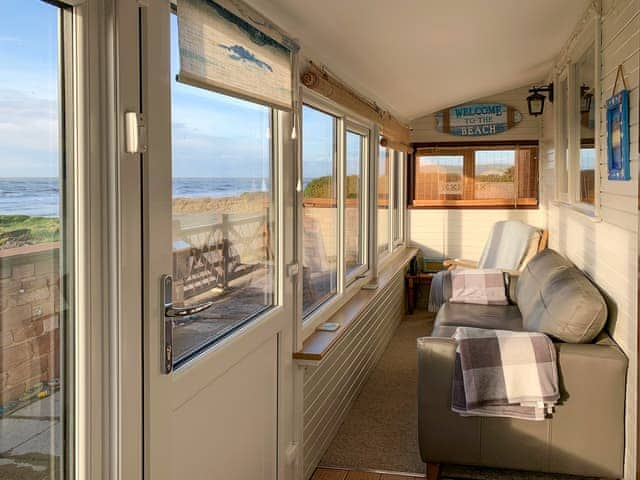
377, 143, 391, 258
344, 121, 370, 283
392, 150, 405, 248
410, 143, 539, 209
300, 90, 374, 336
554, 11, 600, 214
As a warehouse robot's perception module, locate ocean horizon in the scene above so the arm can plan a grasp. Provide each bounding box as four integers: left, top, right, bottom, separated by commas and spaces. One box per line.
0, 177, 309, 217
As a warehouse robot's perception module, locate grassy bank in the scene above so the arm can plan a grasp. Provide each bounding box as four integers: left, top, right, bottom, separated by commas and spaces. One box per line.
0, 215, 60, 248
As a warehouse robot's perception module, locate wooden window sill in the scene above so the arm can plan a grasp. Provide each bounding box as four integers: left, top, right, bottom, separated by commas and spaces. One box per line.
293, 247, 418, 366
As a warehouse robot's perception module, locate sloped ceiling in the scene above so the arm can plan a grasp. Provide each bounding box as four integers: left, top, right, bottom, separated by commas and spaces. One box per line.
245, 0, 589, 121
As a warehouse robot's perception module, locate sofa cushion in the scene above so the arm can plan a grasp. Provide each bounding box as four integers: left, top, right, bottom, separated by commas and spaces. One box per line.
516, 249, 607, 343
432, 303, 522, 337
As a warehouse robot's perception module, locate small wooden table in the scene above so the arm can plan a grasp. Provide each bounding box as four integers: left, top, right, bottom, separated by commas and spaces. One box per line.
405, 272, 436, 313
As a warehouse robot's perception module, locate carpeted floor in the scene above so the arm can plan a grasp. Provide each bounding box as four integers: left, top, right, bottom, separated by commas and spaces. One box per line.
320, 311, 433, 474
319, 310, 594, 480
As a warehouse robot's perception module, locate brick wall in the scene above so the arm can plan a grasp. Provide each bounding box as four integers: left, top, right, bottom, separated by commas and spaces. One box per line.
0, 243, 60, 410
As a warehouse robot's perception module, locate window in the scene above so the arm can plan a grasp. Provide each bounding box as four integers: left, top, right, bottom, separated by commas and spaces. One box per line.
301, 100, 371, 321
377, 145, 390, 253
577, 43, 595, 205
412, 145, 538, 207
169, 14, 277, 363
301, 105, 338, 315
345, 130, 366, 276
0, 1, 70, 476
555, 36, 598, 210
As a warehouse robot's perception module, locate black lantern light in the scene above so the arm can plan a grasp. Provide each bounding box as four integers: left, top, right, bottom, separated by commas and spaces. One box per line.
527, 83, 554, 116
580, 84, 593, 114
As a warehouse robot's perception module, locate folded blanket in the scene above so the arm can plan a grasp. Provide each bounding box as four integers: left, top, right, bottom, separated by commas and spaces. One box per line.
451, 327, 559, 421
450, 268, 508, 306
428, 270, 451, 312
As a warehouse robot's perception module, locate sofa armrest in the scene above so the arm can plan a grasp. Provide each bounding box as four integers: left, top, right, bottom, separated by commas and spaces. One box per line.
550, 342, 627, 477
417, 337, 483, 464
443, 258, 478, 270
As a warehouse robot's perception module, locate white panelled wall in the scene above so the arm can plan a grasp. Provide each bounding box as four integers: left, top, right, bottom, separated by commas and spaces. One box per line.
409, 86, 545, 259
540, 1, 639, 478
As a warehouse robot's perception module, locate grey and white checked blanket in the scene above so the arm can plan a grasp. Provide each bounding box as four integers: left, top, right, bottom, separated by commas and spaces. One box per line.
428, 268, 508, 311
451, 327, 559, 421
450, 268, 508, 306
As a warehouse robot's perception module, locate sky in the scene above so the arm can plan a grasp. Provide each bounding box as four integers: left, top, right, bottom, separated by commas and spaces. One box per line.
0, 1, 327, 179
0, 0, 59, 178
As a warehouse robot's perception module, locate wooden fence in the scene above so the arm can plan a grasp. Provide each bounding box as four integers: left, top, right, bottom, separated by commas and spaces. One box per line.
172, 210, 271, 302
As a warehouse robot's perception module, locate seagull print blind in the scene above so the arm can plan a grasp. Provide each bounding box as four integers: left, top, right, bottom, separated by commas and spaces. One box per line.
178, 0, 297, 110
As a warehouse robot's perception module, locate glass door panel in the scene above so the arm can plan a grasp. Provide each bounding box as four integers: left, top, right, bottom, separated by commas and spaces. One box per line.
0, 1, 68, 477
169, 15, 276, 367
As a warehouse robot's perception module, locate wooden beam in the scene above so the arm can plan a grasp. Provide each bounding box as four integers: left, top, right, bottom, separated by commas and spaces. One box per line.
301, 67, 380, 124
301, 62, 411, 145
380, 137, 412, 153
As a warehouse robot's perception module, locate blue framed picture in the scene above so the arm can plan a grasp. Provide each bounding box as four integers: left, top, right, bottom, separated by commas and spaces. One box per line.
606, 89, 630, 180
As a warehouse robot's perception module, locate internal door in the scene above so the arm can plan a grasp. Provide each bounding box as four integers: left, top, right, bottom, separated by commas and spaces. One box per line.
135, 2, 296, 479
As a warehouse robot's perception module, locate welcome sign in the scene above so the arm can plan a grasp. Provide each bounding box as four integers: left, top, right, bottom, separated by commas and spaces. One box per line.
435, 103, 522, 137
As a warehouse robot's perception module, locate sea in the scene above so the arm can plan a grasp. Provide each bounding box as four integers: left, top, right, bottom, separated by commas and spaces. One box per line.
0, 177, 274, 218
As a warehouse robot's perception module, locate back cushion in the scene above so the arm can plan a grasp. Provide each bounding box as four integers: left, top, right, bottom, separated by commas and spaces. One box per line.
516, 249, 607, 343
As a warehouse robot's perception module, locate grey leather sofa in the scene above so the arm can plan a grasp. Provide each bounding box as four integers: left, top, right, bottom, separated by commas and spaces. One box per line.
418, 249, 628, 479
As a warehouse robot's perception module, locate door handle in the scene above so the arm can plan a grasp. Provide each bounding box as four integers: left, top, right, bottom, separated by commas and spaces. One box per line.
161, 274, 214, 374
165, 301, 214, 318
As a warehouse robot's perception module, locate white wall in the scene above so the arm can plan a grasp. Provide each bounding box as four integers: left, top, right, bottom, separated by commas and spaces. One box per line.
540, 1, 639, 478
409, 209, 544, 261
409, 86, 545, 260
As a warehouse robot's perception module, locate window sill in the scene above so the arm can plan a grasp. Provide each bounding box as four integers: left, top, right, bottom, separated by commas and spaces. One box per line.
293, 247, 417, 366
551, 200, 602, 222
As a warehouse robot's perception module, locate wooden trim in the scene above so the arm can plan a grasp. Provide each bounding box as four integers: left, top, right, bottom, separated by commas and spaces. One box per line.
538, 229, 549, 251
409, 204, 539, 210
293, 247, 417, 362
413, 140, 539, 149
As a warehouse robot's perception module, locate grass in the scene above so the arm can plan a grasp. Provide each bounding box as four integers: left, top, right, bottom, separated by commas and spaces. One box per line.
0, 215, 60, 246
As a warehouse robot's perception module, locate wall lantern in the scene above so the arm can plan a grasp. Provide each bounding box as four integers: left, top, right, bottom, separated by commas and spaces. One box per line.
580, 84, 593, 114
527, 83, 554, 116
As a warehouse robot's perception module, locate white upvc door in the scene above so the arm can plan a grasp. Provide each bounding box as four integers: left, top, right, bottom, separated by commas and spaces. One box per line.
118, 1, 298, 479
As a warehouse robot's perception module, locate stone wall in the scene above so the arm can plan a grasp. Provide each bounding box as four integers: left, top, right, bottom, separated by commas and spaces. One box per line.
0, 243, 60, 411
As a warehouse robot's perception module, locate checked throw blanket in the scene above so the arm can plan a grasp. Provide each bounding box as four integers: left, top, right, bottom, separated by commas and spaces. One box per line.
450, 268, 508, 306
451, 327, 559, 421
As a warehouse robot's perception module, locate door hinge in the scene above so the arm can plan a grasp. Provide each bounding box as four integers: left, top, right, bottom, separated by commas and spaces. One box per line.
137, 0, 150, 7
286, 262, 299, 277
125, 111, 147, 154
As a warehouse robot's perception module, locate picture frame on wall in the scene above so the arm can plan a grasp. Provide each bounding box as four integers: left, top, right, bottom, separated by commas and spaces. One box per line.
606, 88, 630, 181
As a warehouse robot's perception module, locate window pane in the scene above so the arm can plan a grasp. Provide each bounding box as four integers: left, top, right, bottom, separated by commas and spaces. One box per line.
392, 151, 402, 244
474, 150, 516, 201
377, 146, 390, 253
559, 78, 569, 195
345, 131, 364, 275
170, 16, 275, 365
578, 44, 595, 205
414, 155, 464, 201
302, 106, 338, 315
0, 1, 66, 476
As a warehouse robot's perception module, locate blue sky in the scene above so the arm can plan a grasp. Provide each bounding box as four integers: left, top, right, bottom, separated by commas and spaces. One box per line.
1, 2, 327, 179
0, 0, 59, 178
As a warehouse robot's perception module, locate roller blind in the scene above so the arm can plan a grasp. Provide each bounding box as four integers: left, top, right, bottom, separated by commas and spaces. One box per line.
178, 0, 297, 110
